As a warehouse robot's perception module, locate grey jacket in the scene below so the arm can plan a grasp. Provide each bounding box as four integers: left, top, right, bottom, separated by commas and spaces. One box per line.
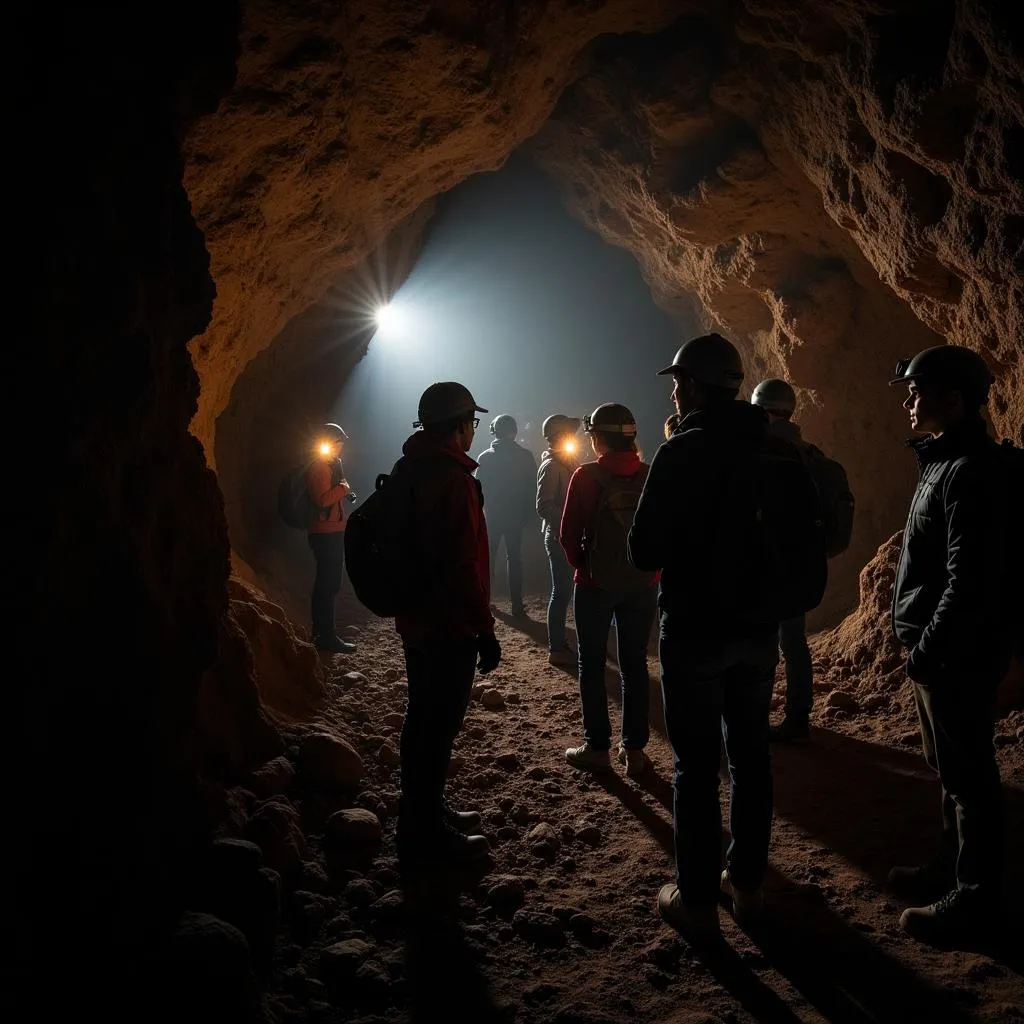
536, 448, 578, 537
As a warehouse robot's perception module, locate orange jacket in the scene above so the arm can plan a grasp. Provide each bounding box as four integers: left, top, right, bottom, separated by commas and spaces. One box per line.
306, 458, 350, 534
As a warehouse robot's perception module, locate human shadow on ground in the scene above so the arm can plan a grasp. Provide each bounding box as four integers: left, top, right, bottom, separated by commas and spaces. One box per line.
400, 861, 510, 1024
594, 769, 991, 1023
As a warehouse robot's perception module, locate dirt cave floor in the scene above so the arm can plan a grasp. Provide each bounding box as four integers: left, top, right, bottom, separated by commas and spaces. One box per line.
256, 593, 1024, 1024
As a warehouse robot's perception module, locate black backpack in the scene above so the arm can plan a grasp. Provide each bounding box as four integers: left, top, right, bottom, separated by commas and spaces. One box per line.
710, 437, 828, 626
802, 444, 855, 558
277, 463, 317, 530
583, 463, 657, 592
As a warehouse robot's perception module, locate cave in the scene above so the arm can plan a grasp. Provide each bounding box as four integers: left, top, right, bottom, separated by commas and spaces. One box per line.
19, 2, 1024, 1022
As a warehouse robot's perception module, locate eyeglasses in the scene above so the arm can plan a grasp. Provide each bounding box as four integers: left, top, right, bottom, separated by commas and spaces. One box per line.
471, 417, 480, 428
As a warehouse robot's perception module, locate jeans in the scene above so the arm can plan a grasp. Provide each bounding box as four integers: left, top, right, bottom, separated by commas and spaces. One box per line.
914, 670, 1006, 898
308, 532, 346, 640
574, 584, 658, 751
399, 635, 478, 835
488, 518, 524, 610
779, 614, 813, 717
660, 619, 779, 906
544, 529, 573, 651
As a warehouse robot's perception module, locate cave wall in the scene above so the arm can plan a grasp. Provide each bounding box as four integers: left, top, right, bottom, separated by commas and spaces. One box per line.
185, 0, 1022, 627
17, 1, 241, 1007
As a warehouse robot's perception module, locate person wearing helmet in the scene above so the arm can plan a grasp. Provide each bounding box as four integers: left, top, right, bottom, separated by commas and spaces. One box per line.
537, 413, 582, 664
559, 403, 659, 779
886, 345, 1015, 945
306, 422, 357, 653
392, 381, 501, 869
629, 333, 820, 942
750, 378, 815, 743
475, 414, 538, 618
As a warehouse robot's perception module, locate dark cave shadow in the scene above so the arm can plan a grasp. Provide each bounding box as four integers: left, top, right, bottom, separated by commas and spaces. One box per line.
400, 863, 509, 1024
771, 726, 1024, 970
593, 773, 991, 1023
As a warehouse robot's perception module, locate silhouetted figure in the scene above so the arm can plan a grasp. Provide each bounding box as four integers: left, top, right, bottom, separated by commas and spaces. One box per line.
630, 333, 825, 943
663, 412, 681, 440
560, 403, 658, 779
475, 414, 537, 617
536, 413, 581, 665
751, 379, 817, 742
887, 345, 1015, 945
306, 422, 357, 653
394, 382, 500, 869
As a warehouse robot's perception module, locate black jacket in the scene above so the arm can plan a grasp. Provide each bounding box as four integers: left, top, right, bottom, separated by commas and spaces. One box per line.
629, 400, 793, 638
892, 418, 1013, 681
475, 438, 538, 527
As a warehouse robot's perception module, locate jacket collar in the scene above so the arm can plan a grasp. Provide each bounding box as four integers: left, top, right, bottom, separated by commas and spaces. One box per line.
907, 417, 990, 464
402, 430, 478, 472
596, 450, 642, 474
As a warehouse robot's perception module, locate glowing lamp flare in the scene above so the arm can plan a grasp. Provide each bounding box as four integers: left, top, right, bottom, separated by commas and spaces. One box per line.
318, 441, 333, 456
563, 440, 577, 455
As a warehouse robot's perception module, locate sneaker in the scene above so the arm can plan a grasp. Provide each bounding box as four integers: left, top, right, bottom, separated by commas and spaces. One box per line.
313, 634, 357, 654
442, 798, 482, 834
548, 647, 577, 667
657, 884, 721, 942
616, 744, 648, 778
899, 887, 997, 945
565, 743, 612, 773
721, 870, 764, 925
769, 715, 809, 743
886, 856, 955, 904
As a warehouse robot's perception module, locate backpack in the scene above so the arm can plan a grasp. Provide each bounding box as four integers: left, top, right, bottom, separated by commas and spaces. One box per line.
344, 458, 442, 618
277, 463, 318, 530
584, 464, 657, 592
802, 444, 855, 558
709, 438, 828, 625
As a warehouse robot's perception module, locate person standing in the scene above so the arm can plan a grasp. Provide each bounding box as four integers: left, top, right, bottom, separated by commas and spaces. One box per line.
394, 382, 501, 868
629, 334, 824, 942
537, 414, 581, 665
560, 403, 659, 778
475, 414, 537, 618
887, 345, 1015, 944
306, 422, 357, 653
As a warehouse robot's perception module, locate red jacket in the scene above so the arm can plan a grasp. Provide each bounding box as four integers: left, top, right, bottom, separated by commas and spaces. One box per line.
394, 430, 494, 643
306, 458, 351, 534
559, 450, 660, 588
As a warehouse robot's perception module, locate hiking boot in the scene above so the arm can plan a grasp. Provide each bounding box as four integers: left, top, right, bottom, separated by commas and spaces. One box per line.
397, 823, 490, 868
769, 715, 809, 743
657, 884, 721, 942
314, 634, 357, 654
565, 743, 612, 773
511, 604, 528, 619
616, 744, 648, 779
443, 798, 482, 834
548, 647, 577, 667
899, 887, 997, 945
886, 856, 955, 904
721, 870, 764, 925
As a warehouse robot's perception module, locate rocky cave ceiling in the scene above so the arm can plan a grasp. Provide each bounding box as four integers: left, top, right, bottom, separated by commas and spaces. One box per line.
183, 0, 1024, 622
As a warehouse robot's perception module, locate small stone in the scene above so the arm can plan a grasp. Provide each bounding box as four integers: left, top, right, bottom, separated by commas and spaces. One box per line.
344, 878, 378, 908
512, 908, 565, 947
341, 671, 369, 687
319, 938, 373, 980
354, 790, 386, 816
898, 730, 922, 746
510, 804, 532, 825
505, 692, 521, 705
471, 684, 486, 700
246, 799, 306, 874
486, 875, 526, 910
369, 889, 404, 922
494, 752, 521, 771
384, 668, 401, 682
249, 756, 296, 799
576, 825, 603, 847
568, 912, 597, 936
300, 732, 364, 791
377, 743, 399, 767
354, 959, 390, 995
381, 712, 405, 730
468, 726, 487, 739
525, 766, 547, 781
326, 808, 382, 845
496, 826, 519, 842
826, 689, 861, 713
481, 690, 506, 710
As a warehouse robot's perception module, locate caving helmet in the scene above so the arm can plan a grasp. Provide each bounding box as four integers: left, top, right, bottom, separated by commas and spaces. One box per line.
751, 378, 797, 416
490, 414, 518, 439
888, 345, 993, 407
657, 333, 744, 389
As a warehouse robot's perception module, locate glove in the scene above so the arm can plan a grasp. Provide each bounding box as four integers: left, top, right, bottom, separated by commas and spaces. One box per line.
477, 631, 501, 675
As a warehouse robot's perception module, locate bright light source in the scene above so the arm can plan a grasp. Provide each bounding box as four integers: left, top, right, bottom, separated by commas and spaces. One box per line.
563, 440, 577, 455
318, 442, 332, 456
374, 303, 401, 331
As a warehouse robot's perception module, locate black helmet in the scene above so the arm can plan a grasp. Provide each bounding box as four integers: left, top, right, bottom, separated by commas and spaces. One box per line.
751, 378, 797, 415
415, 381, 488, 427
542, 414, 581, 442
322, 422, 348, 441
583, 402, 637, 436
490, 414, 518, 439
888, 345, 993, 406
657, 333, 744, 389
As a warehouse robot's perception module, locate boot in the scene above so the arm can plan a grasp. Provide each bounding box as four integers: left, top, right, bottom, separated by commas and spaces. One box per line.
313, 634, 357, 654
886, 853, 955, 904
899, 887, 998, 945
657, 884, 721, 943
397, 822, 490, 869
721, 870, 764, 925
443, 798, 482, 833
769, 714, 809, 743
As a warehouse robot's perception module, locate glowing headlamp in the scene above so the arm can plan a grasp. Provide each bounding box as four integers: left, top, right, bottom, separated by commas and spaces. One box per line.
318, 441, 334, 456
562, 439, 577, 455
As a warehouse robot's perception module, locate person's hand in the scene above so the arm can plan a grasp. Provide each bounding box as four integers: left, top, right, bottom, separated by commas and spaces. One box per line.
477, 631, 501, 675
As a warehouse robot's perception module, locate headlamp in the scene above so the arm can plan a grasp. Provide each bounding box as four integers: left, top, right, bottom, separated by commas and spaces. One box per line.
563, 439, 577, 455
318, 441, 333, 456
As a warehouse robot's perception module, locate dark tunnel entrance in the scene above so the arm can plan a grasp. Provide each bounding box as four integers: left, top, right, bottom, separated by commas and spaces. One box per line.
216, 154, 699, 621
